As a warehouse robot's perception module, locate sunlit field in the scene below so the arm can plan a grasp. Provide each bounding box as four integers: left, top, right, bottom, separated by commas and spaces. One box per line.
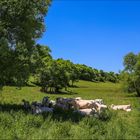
0, 80, 140, 139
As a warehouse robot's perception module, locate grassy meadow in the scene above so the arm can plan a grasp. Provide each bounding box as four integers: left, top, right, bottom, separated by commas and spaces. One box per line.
0, 80, 140, 139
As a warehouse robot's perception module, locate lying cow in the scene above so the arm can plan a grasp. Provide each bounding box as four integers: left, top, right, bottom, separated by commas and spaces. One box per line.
94, 99, 104, 105
55, 97, 73, 110
111, 104, 131, 112
70, 98, 105, 109
70, 98, 107, 114
70, 99, 94, 110
56, 97, 94, 111
74, 97, 103, 104
74, 97, 82, 100
50, 100, 56, 107
42, 96, 51, 107
56, 97, 73, 104
55, 103, 69, 110
92, 102, 107, 113
31, 105, 53, 114
31, 101, 42, 107
73, 108, 99, 117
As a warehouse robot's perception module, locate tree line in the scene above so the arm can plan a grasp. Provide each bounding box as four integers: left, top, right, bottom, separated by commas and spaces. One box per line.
33, 46, 119, 93
0, 40, 120, 93
0, 0, 119, 93
1, 0, 139, 96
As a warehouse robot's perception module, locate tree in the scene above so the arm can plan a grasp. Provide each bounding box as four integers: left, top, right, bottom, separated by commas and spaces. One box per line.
123, 52, 137, 73
106, 72, 119, 83
122, 52, 140, 96
30, 44, 52, 75
39, 57, 120, 94
39, 58, 81, 93
40, 59, 71, 93
0, 0, 51, 87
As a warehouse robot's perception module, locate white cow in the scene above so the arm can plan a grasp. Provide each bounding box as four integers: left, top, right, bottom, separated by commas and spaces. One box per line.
73, 108, 99, 117
111, 104, 131, 112
50, 100, 56, 107
74, 97, 82, 100
92, 102, 107, 113
70, 98, 106, 111
94, 99, 104, 105
70, 99, 94, 109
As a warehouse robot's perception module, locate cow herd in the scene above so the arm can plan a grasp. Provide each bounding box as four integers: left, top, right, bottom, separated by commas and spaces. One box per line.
22, 96, 132, 118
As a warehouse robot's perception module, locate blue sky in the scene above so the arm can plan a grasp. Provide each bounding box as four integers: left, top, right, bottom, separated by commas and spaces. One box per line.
38, 0, 140, 73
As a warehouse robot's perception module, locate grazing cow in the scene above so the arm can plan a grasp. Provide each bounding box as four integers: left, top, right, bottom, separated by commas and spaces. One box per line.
111, 104, 131, 112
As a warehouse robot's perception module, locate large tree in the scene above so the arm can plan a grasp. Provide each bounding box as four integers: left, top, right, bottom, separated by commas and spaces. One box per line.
39, 59, 79, 93
122, 52, 140, 96
0, 0, 51, 87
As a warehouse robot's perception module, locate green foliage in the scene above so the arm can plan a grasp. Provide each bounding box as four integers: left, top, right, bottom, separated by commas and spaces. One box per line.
122, 52, 140, 96
30, 44, 52, 75
123, 52, 137, 72
0, 0, 119, 91
38, 58, 119, 93
75, 64, 119, 83
39, 59, 78, 93
0, 0, 51, 87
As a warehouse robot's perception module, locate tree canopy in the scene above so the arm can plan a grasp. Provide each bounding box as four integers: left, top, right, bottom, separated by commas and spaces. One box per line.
0, 0, 51, 87
0, 0, 120, 94
122, 52, 140, 96
38, 57, 119, 93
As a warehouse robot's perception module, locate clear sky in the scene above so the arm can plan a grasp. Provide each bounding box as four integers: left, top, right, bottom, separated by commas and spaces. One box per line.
38, 0, 140, 73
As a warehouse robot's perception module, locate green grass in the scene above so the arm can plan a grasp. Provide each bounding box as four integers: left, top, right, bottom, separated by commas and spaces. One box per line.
0, 80, 140, 139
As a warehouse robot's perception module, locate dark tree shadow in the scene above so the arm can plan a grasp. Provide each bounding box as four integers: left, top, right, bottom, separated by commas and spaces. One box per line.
0, 103, 26, 112
0, 103, 84, 123
42, 108, 85, 123
0, 103, 111, 123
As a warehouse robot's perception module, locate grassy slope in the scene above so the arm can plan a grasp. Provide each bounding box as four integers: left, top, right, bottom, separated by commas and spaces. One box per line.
0, 80, 140, 139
